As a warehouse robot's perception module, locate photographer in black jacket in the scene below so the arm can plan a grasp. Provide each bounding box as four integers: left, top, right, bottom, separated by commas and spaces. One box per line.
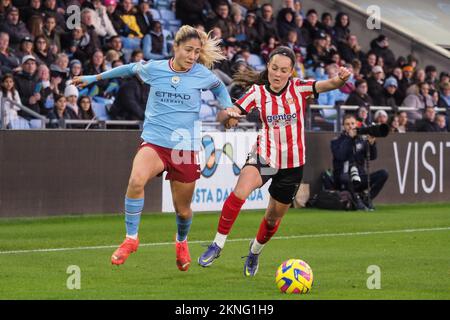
331, 114, 388, 210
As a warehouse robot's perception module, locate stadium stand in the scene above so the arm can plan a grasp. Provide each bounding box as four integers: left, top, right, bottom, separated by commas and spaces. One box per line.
0, 0, 448, 132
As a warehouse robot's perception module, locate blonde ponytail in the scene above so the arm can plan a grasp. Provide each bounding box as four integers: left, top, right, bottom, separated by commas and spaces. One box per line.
174, 25, 226, 69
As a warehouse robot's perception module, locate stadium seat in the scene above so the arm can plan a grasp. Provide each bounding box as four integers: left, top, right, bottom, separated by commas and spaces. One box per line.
247, 54, 265, 71
29, 119, 44, 129
159, 8, 175, 21
92, 97, 112, 121
155, 0, 171, 9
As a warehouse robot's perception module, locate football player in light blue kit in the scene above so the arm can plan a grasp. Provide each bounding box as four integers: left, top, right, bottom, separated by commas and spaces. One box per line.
73, 25, 239, 271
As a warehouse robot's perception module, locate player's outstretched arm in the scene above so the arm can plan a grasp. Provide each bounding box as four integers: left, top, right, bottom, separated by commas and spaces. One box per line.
217, 106, 245, 129
315, 66, 351, 93
72, 63, 138, 88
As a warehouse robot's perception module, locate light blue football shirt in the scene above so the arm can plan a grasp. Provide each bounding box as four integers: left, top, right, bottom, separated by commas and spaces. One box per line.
132, 59, 228, 151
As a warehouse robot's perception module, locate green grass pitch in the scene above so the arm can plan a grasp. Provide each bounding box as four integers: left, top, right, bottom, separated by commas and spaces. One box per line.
0, 203, 449, 300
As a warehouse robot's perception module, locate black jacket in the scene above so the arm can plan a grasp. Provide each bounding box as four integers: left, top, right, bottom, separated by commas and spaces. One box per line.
109, 76, 150, 120
331, 133, 377, 187
415, 119, 441, 132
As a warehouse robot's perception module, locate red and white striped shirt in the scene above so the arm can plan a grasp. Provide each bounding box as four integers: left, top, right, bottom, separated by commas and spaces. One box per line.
235, 78, 317, 169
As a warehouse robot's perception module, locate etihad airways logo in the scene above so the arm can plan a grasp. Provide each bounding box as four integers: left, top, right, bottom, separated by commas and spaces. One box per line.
155, 91, 191, 104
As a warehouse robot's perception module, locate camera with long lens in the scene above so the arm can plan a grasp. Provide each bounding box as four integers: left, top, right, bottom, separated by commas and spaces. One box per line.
356, 123, 390, 137
350, 165, 361, 187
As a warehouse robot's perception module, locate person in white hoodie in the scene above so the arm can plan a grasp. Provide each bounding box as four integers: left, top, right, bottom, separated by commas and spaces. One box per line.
0, 73, 24, 128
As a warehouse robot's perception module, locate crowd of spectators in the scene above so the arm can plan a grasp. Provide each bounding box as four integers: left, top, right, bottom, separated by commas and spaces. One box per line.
0, 0, 448, 132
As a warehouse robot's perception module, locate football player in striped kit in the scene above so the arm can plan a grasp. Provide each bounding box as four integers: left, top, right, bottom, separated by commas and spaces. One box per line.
199, 46, 351, 276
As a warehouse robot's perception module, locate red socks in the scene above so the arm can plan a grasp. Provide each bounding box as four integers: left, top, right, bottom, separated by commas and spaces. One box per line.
217, 192, 246, 235
256, 217, 281, 244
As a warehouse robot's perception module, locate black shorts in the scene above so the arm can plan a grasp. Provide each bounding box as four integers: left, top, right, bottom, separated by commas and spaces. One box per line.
243, 152, 304, 205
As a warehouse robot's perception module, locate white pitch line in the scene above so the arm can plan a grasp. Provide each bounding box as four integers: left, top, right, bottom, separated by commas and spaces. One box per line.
0, 227, 449, 255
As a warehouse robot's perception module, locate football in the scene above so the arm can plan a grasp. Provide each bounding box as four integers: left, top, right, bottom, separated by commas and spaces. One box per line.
275, 259, 313, 294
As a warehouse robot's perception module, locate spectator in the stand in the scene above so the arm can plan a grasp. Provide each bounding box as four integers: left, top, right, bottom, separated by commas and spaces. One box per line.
306, 31, 332, 71
345, 79, 373, 108
367, 65, 384, 105
338, 34, 365, 65
437, 72, 449, 91
435, 113, 448, 132
135, 0, 154, 35
0, 6, 31, 51
229, 4, 245, 42
302, 9, 320, 42
176, 0, 209, 26
0, 0, 13, 19
243, 12, 261, 52
91, 0, 118, 38
77, 95, 96, 121
0, 32, 20, 74
15, 37, 35, 62
257, 3, 278, 41
276, 7, 296, 40
207, 1, 233, 40
397, 110, 412, 133
130, 49, 144, 62
369, 34, 396, 72
317, 63, 347, 106
108, 75, 150, 120
64, 84, 79, 116
33, 35, 56, 66
118, 0, 144, 40
360, 51, 376, 79
415, 106, 440, 132
42, 14, 62, 54
373, 109, 388, 125
332, 12, 350, 46
390, 66, 403, 102
50, 53, 69, 82
0, 46, 12, 83
294, 13, 310, 50
0, 73, 23, 128
81, 8, 109, 41
142, 20, 169, 60
47, 93, 78, 128
106, 0, 131, 38
234, 0, 260, 11
425, 65, 438, 90
42, 0, 66, 29
15, 55, 41, 118
379, 76, 399, 111
351, 58, 363, 81
437, 82, 450, 110
355, 105, 370, 127
21, 0, 45, 23
83, 49, 109, 96
68, 59, 83, 81
401, 82, 433, 123
389, 114, 399, 133
282, 29, 301, 54
106, 35, 125, 62
413, 68, 426, 84
319, 12, 333, 36
68, 25, 98, 62
34, 63, 53, 115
